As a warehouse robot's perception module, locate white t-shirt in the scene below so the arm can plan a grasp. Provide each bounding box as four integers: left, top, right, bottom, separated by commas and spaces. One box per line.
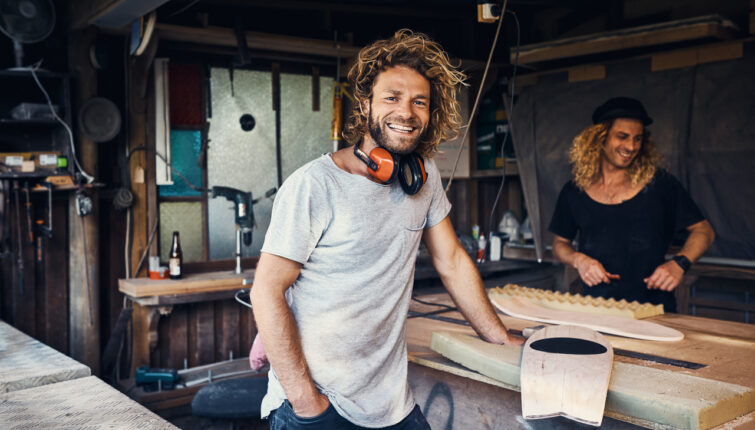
259, 153, 451, 427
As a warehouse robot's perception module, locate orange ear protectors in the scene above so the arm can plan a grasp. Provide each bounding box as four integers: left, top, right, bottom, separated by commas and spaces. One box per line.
353, 144, 427, 195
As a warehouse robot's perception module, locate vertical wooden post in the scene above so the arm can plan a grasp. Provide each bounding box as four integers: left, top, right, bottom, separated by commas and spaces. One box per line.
67, 27, 100, 375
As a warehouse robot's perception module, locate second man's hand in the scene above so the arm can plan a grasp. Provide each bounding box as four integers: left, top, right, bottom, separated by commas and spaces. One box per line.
574, 253, 620, 287
644, 260, 684, 291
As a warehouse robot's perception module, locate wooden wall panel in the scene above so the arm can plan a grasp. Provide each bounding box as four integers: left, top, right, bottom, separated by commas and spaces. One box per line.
149, 299, 255, 370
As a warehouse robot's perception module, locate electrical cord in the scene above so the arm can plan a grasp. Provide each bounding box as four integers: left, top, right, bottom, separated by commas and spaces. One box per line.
411, 296, 458, 312
486, 10, 521, 242
445, 0, 508, 193
28, 61, 95, 184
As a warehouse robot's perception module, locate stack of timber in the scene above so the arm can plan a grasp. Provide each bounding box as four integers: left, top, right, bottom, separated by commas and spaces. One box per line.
493, 284, 664, 319
431, 331, 755, 430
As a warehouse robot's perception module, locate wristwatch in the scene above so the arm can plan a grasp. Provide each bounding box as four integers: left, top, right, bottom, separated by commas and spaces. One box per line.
672, 255, 691, 272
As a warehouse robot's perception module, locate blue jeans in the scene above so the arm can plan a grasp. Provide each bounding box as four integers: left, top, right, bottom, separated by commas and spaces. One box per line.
269, 401, 431, 430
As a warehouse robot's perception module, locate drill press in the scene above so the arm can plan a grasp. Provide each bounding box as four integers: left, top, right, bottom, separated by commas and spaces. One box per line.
211, 186, 276, 274
211, 186, 254, 274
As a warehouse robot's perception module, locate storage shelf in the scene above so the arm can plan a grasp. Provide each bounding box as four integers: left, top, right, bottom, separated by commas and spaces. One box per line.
0, 119, 60, 129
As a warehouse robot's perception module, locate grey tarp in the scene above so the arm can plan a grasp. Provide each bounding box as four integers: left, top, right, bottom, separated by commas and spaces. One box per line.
511, 42, 755, 261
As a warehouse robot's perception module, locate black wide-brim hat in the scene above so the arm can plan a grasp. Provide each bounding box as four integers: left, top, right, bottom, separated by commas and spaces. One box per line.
592, 97, 653, 125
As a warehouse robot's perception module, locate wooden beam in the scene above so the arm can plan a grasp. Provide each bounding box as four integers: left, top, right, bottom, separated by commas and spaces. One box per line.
67, 27, 100, 375
155, 24, 362, 59
70, 0, 127, 30
651, 41, 743, 72
514, 15, 739, 65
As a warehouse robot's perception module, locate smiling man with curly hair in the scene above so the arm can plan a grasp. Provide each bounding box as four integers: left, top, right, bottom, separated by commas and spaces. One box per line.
251, 29, 522, 429
549, 97, 715, 312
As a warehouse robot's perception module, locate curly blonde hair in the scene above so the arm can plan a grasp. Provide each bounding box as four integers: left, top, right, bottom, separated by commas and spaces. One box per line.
569, 121, 662, 190
342, 29, 466, 157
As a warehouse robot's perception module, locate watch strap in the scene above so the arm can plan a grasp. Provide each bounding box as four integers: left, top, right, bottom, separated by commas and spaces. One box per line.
672, 255, 691, 272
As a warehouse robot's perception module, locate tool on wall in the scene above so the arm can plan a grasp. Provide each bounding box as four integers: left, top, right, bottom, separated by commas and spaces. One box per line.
12, 181, 24, 295
23, 182, 32, 244
211, 186, 276, 274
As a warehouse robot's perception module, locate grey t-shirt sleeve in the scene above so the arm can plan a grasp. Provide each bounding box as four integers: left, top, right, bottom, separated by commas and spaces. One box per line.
424, 158, 452, 228
261, 168, 328, 264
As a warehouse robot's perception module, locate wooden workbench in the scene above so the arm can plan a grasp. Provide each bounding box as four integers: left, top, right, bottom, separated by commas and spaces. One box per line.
118, 269, 256, 375
0, 320, 90, 393
406, 290, 755, 429
0, 376, 177, 428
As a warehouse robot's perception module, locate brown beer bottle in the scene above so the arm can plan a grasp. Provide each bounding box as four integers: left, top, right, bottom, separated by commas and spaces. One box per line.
169, 231, 183, 279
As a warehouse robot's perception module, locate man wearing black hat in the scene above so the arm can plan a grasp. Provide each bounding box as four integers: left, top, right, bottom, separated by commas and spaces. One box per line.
548, 97, 715, 312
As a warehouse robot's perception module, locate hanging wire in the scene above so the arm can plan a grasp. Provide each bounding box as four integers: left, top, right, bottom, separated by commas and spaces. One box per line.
486, 10, 521, 242
444, 0, 508, 193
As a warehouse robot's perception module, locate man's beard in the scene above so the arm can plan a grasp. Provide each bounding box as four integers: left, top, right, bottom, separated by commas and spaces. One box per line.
367, 112, 426, 155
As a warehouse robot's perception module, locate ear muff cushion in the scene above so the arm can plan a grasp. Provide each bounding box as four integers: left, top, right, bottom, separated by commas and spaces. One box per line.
368, 147, 397, 184
399, 153, 426, 195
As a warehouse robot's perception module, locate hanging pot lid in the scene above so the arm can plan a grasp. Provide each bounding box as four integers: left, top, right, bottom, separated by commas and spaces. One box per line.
78, 97, 121, 143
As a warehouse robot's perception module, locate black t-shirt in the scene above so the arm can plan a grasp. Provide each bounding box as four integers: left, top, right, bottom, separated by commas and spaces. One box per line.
548, 169, 704, 312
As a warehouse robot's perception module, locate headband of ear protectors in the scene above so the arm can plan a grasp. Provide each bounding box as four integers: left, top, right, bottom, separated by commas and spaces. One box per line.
353, 144, 427, 195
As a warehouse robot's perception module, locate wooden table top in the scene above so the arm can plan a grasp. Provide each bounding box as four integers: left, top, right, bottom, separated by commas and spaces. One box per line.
407, 290, 755, 389
0, 320, 90, 393
118, 269, 255, 298
0, 376, 177, 429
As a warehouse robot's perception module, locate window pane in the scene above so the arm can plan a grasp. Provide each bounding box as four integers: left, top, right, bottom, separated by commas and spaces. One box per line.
207, 69, 276, 259
206, 68, 334, 259
159, 201, 204, 263
159, 130, 203, 197
280, 74, 334, 178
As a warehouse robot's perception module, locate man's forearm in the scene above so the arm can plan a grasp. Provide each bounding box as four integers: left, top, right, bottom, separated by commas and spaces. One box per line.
552, 239, 580, 268
251, 289, 319, 406
678, 221, 715, 262
437, 249, 514, 345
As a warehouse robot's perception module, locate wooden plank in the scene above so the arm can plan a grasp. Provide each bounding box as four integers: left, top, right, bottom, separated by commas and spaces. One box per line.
191, 302, 215, 366
652, 41, 743, 71
698, 41, 743, 65
0, 321, 90, 393
67, 27, 100, 375
514, 15, 738, 64
0, 376, 177, 428
521, 325, 613, 426
119, 269, 255, 297
155, 23, 362, 58
217, 300, 240, 362
490, 293, 684, 341
568, 64, 606, 83
651, 47, 698, 71
167, 306, 188, 370
431, 331, 755, 430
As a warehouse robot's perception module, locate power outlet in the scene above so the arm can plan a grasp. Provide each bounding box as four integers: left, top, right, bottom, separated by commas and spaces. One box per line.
76, 193, 93, 217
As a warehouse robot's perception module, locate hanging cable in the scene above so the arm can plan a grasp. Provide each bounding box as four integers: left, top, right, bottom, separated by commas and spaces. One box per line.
445, 0, 508, 193
486, 10, 521, 241
29, 62, 95, 184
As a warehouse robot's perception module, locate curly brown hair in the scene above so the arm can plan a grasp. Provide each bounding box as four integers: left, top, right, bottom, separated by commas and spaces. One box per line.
569, 121, 662, 190
342, 29, 466, 157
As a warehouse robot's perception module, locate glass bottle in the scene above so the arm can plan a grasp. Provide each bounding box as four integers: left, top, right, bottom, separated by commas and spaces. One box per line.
169, 231, 183, 279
